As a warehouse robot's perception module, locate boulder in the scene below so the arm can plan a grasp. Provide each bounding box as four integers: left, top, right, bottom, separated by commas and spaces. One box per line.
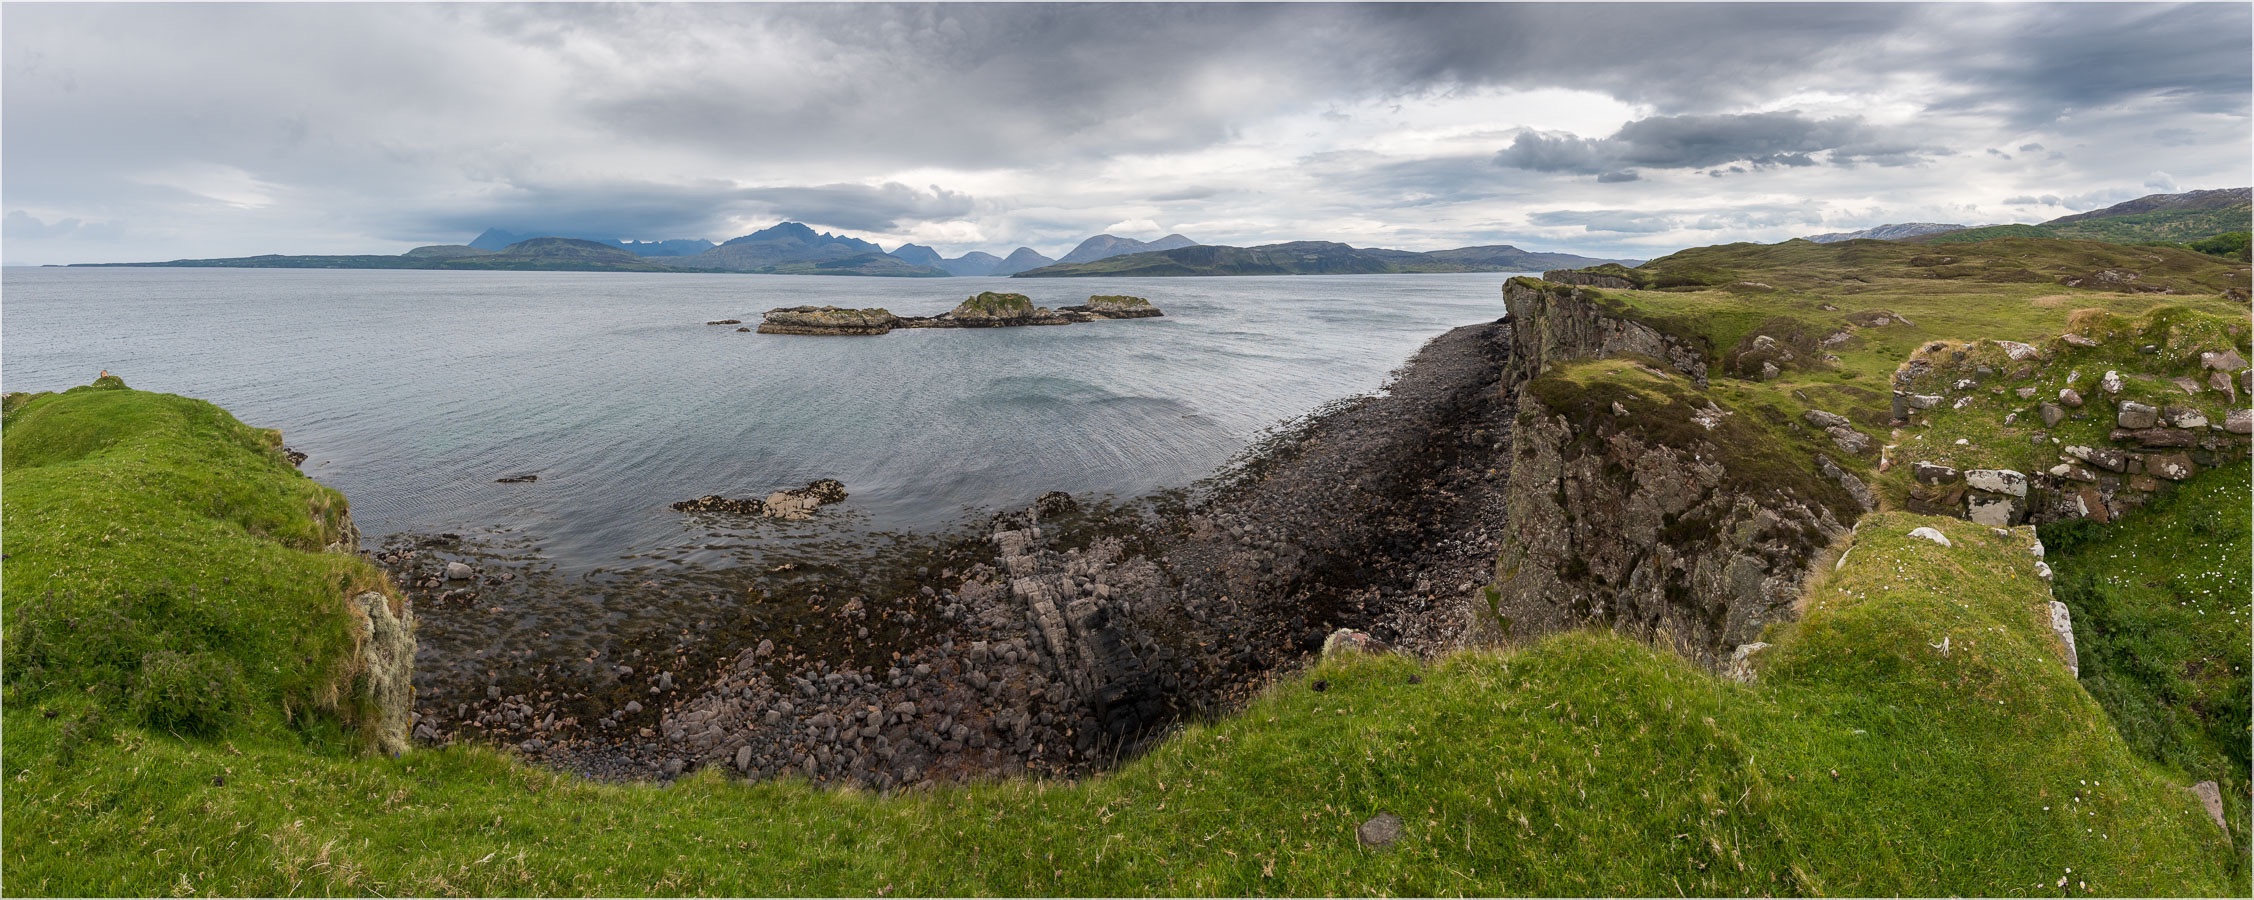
2225, 408, 2254, 435
2059, 333, 2100, 348
2039, 402, 2066, 428
1357, 813, 1404, 848
1905, 393, 1943, 410
1321, 628, 1384, 658
2163, 407, 2208, 429
2058, 388, 2084, 408
1912, 462, 1961, 485
1992, 340, 2040, 361
1802, 409, 1851, 429
1964, 493, 2023, 527
444, 561, 474, 580
2099, 371, 2123, 394
2116, 401, 2158, 429
1907, 527, 1952, 547
2148, 453, 2196, 481
2200, 349, 2247, 372
1760, 361, 1780, 381
1963, 469, 2028, 497
1826, 426, 1873, 455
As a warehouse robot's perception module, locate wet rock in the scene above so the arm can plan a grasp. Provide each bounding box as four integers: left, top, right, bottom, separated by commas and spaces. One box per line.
495, 473, 539, 484
707, 319, 742, 325
1357, 812, 1404, 848
671, 494, 766, 515
445, 561, 474, 581
283, 448, 309, 466
764, 479, 849, 521
2116, 401, 2158, 430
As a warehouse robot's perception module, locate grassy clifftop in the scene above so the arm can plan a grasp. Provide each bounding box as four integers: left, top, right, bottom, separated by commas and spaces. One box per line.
2, 383, 2240, 894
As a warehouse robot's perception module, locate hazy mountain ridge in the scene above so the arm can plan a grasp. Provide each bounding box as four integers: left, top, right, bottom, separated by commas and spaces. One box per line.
1016, 241, 1640, 277
1801, 188, 2251, 247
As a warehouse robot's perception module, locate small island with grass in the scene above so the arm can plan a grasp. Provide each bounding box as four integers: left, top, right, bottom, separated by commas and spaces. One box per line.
750, 292, 1163, 335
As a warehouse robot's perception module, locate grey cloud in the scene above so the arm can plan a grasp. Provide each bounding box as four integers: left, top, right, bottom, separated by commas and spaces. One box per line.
736, 183, 976, 233
1497, 112, 1933, 175
1596, 171, 1640, 183
5, 210, 81, 239
1528, 209, 1677, 234
2019, 143, 2045, 152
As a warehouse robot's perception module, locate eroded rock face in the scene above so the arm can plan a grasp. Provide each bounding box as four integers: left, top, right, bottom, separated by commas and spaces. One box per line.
1506, 279, 1708, 387
1487, 396, 1847, 667
1061, 295, 1164, 319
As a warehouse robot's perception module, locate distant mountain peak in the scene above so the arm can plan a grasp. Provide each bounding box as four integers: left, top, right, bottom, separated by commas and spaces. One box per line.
1804, 223, 1971, 243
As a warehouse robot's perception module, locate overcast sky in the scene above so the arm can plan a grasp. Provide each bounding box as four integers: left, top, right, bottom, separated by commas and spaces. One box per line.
4, 2, 2248, 265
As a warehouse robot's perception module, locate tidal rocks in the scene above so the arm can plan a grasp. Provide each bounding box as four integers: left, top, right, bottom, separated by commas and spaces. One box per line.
1059, 295, 1164, 319
937, 292, 1066, 327
757, 306, 902, 335
706, 318, 742, 325
495, 473, 539, 484
672, 479, 848, 519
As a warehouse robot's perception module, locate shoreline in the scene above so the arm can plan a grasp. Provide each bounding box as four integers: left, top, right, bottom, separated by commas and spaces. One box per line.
385, 317, 1519, 784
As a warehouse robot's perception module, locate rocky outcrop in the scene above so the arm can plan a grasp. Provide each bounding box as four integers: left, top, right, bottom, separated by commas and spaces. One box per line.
753, 293, 1165, 335
756, 306, 901, 335
1058, 295, 1164, 319
1481, 277, 1854, 668
672, 479, 848, 520
1502, 278, 1707, 388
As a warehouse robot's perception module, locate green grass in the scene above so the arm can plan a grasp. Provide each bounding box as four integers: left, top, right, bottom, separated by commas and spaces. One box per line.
2040, 463, 2251, 852
4, 386, 2241, 893
1927, 204, 2254, 248
3, 379, 394, 749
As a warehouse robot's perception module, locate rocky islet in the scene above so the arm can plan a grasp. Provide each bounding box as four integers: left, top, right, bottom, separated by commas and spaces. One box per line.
750, 292, 1163, 335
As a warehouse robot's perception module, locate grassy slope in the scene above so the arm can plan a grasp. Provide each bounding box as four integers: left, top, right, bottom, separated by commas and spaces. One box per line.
1, 387, 2240, 894
2042, 464, 2251, 847
1927, 203, 2253, 248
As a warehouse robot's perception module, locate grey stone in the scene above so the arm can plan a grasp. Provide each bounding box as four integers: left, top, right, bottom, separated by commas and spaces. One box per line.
519, 738, 546, 753
2116, 401, 2158, 429
2190, 781, 2227, 830
2060, 333, 2099, 348
2064, 445, 2128, 472
1912, 462, 1961, 485
2049, 600, 2078, 678
2200, 349, 2247, 372
2210, 372, 2239, 402
1760, 361, 1781, 381
2225, 408, 2254, 435
1816, 456, 1877, 511
1826, 426, 1873, 455
1322, 628, 1383, 657
2035, 560, 2052, 580
2039, 402, 2066, 428
2016, 387, 2039, 399
1963, 469, 2028, 497
2058, 388, 2083, 408
2115, 428, 2196, 448
2171, 377, 2205, 396
2164, 407, 2209, 429
1803, 410, 1851, 429
2149, 453, 2196, 481
736, 745, 754, 772
444, 561, 474, 580
1357, 812, 1405, 848
1906, 393, 1943, 410
2048, 463, 2100, 483
1992, 340, 2040, 361
662, 758, 685, 777
1964, 493, 2022, 527
1907, 527, 1952, 547
624, 700, 643, 714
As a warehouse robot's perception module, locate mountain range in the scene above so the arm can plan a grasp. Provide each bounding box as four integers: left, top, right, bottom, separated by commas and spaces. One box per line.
80, 221, 1631, 277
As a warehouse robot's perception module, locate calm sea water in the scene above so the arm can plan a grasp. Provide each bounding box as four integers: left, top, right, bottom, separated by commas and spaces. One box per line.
2, 267, 1516, 570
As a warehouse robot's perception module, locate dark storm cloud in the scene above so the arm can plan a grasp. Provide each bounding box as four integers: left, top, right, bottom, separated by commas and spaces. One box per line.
1497, 113, 1932, 175
1920, 2, 2254, 124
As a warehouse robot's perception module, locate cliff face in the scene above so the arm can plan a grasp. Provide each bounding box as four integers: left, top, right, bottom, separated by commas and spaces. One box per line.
1480, 279, 1853, 667
1502, 278, 1707, 388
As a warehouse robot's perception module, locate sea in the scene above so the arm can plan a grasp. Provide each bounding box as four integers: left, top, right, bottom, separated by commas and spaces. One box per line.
2, 267, 1520, 572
